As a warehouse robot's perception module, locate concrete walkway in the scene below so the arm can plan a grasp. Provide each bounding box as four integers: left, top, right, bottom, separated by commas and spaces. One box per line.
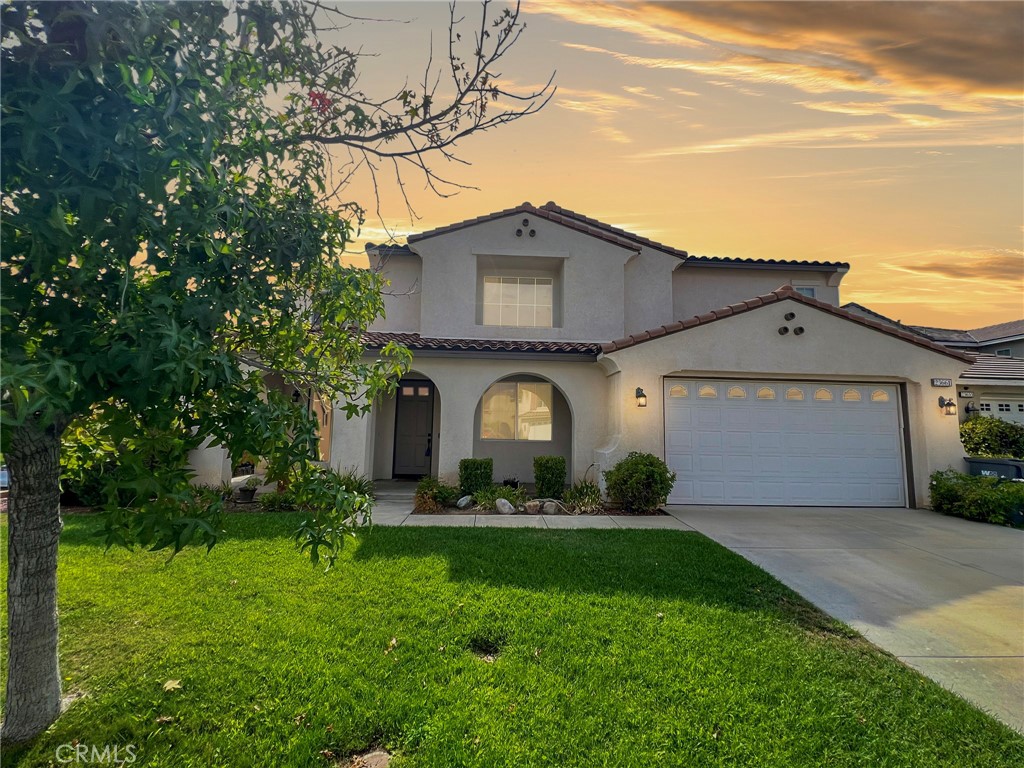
369, 504, 693, 530
668, 505, 1024, 734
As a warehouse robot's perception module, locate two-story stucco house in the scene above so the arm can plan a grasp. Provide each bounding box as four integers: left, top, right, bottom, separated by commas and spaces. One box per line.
296, 201, 970, 509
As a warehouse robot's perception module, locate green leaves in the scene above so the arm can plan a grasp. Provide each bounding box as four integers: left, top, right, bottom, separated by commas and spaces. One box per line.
3, 1, 411, 565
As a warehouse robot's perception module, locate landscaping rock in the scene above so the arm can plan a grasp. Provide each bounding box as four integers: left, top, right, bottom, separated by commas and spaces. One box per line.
524, 500, 541, 515
495, 498, 516, 515
542, 501, 559, 515
456, 495, 473, 509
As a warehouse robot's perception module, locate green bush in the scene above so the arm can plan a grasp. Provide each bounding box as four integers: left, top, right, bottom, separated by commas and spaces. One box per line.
960, 416, 1024, 459
335, 467, 375, 497
258, 490, 297, 513
458, 458, 493, 497
533, 455, 567, 499
604, 452, 676, 514
472, 483, 528, 511
929, 470, 1024, 525
414, 476, 460, 514
563, 479, 603, 514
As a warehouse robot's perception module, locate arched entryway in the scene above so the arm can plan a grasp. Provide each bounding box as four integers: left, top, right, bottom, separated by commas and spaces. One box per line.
371, 373, 441, 479
473, 373, 573, 484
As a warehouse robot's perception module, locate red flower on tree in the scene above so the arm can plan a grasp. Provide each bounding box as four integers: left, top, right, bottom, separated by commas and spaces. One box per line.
308, 89, 333, 116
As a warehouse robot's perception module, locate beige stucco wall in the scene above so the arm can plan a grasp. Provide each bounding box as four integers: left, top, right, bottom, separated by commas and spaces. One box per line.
602, 298, 970, 507
407, 214, 636, 342
186, 438, 232, 486
672, 266, 842, 319
367, 249, 422, 333
331, 356, 608, 484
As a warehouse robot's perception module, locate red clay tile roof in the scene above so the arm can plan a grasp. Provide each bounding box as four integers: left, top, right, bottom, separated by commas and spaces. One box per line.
363, 331, 602, 357
406, 202, 640, 252
602, 286, 975, 362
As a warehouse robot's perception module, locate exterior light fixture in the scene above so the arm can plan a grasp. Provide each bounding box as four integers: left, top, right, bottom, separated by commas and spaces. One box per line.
635, 387, 647, 407
938, 396, 956, 416
964, 400, 979, 416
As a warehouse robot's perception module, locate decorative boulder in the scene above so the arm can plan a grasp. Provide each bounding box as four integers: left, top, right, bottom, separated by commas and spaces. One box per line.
542, 501, 559, 515
456, 495, 474, 510
524, 500, 542, 515
495, 498, 516, 515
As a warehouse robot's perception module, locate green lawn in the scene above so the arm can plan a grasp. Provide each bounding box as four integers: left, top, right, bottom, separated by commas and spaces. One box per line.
2, 513, 1022, 767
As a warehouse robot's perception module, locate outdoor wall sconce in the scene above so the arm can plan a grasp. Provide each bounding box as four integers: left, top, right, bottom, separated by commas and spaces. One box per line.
938, 396, 957, 416
635, 387, 647, 407
964, 400, 979, 416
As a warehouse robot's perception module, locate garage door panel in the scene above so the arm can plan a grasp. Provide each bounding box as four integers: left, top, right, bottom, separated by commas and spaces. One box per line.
665, 379, 906, 507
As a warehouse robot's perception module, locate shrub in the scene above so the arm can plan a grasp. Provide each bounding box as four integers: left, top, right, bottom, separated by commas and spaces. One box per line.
604, 452, 676, 514
335, 467, 375, 497
459, 458, 493, 496
258, 490, 297, 513
472, 483, 528, 511
929, 469, 1024, 525
414, 476, 460, 514
960, 416, 1024, 459
563, 479, 603, 514
533, 455, 567, 499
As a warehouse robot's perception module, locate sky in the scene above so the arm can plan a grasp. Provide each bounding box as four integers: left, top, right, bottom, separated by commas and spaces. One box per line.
326, 1, 1023, 329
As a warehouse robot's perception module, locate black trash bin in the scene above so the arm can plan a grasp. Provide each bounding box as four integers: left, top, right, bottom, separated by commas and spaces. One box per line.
964, 457, 1024, 480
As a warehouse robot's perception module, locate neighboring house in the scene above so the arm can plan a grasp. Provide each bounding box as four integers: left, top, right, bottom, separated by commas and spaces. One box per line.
299, 201, 971, 509
843, 304, 1024, 425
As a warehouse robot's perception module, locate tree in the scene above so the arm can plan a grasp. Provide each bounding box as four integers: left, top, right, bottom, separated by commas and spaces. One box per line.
0, 0, 551, 742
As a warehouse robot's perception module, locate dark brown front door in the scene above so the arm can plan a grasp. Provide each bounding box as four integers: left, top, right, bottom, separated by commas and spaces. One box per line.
393, 381, 434, 478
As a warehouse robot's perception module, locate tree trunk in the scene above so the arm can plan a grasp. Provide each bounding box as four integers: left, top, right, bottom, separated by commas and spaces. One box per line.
1, 420, 64, 744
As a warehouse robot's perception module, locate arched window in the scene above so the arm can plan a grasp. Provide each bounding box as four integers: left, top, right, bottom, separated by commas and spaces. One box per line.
814, 388, 833, 401
727, 386, 747, 399
756, 387, 776, 400
843, 389, 861, 402
669, 384, 688, 398
481, 382, 553, 441
698, 384, 718, 398
871, 389, 889, 403
786, 387, 804, 401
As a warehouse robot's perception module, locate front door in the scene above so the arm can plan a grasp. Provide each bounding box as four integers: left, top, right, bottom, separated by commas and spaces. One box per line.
393, 381, 434, 477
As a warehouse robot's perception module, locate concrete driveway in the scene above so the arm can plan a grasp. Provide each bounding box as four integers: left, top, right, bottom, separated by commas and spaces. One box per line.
666, 505, 1024, 733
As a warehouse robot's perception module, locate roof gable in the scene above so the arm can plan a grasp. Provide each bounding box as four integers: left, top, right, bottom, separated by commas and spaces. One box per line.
407, 202, 640, 252
408, 201, 849, 271
603, 286, 974, 362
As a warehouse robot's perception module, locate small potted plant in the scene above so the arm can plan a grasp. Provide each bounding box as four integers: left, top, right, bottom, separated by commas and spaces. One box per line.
237, 475, 261, 503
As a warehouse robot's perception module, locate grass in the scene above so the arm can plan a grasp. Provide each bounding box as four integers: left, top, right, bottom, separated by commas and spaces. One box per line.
2, 513, 1022, 767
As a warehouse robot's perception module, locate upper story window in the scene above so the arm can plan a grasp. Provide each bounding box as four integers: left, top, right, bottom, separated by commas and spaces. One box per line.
793, 285, 817, 298
995, 349, 1012, 357
476, 254, 563, 329
482, 276, 553, 328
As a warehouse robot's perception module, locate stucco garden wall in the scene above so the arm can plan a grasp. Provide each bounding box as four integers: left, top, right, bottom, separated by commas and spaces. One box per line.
602, 298, 970, 507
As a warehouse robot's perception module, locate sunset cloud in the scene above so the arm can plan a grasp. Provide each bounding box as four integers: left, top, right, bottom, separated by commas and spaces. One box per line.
544, 2, 1023, 111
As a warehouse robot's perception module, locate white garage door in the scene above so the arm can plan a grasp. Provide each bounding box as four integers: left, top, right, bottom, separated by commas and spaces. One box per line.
664, 380, 906, 507
977, 398, 1024, 425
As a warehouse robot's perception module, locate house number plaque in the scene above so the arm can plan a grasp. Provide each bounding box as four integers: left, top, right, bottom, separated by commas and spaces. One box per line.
930, 378, 953, 387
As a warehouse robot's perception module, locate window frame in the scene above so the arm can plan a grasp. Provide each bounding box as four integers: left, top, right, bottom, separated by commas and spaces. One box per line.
481, 275, 554, 329
480, 381, 554, 442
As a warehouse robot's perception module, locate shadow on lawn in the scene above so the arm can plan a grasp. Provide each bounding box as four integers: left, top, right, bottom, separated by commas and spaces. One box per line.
352, 526, 854, 638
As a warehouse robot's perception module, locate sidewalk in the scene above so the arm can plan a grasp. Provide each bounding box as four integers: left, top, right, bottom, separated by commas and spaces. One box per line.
369, 499, 694, 530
